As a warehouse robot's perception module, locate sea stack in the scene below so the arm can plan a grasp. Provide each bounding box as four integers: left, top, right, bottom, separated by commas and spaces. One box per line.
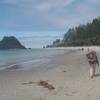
0, 36, 26, 49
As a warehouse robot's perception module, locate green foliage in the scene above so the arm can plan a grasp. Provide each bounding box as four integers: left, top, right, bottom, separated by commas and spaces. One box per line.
53, 39, 61, 46
49, 17, 100, 47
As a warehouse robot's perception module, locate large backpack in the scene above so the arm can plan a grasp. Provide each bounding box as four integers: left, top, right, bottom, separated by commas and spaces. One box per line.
86, 51, 97, 61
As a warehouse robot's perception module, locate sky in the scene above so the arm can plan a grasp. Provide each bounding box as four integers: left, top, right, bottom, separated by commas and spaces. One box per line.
0, 0, 100, 48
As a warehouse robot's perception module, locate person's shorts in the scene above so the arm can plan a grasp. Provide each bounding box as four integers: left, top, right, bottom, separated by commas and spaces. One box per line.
89, 61, 97, 68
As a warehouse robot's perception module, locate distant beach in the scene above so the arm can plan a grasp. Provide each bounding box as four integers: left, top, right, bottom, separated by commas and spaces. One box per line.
0, 47, 100, 100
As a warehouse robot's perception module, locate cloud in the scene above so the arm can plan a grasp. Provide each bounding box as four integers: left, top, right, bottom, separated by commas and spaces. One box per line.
19, 36, 63, 48
45, 0, 100, 29
1, 0, 18, 4
1, 0, 76, 13
0, 0, 100, 32
75, 1, 100, 21
87, 0, 100, 5
47, 15, 86, 29
34, 2, 52, 12
34, 0, 75, 12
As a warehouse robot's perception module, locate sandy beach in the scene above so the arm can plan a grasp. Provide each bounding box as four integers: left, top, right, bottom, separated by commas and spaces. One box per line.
0, 48, 100, 100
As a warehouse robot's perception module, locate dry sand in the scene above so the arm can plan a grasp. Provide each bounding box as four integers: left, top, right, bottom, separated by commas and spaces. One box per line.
0, 48, 100, 100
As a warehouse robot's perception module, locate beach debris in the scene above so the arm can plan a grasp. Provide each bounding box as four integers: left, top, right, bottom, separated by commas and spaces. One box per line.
22, 80, 55, 90
37, 80, 55, 90
63, 70, 67, 72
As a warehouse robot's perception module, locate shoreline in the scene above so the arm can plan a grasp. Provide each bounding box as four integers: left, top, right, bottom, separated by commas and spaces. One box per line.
45, 46, 100, 50
0, 49, 73, 72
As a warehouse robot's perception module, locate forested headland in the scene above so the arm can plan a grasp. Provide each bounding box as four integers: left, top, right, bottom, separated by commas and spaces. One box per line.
47, 17, 100, 48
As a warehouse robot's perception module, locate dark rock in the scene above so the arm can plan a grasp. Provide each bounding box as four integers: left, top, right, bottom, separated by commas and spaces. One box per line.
0, 36, 26, 49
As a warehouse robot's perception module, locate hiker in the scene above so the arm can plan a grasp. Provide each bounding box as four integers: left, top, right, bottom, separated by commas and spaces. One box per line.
81, 48, 84, 51
86, 50, 99, 78
87, 48, 89, 52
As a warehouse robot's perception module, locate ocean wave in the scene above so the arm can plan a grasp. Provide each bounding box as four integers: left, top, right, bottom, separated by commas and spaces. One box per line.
0, 58, 51, 71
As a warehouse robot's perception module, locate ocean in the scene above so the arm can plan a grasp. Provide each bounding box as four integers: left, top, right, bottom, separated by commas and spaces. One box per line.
0, 49, 68, 71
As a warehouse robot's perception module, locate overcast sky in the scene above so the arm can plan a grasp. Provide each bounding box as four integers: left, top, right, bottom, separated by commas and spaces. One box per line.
0, 0, 100, 48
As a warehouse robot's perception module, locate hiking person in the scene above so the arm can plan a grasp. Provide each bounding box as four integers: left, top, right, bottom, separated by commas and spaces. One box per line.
86, 50, 99, 78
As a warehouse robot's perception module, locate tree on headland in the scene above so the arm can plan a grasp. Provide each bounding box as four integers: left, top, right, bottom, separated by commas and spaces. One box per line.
53, 39, 61, 47
48, 17, 100, 47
